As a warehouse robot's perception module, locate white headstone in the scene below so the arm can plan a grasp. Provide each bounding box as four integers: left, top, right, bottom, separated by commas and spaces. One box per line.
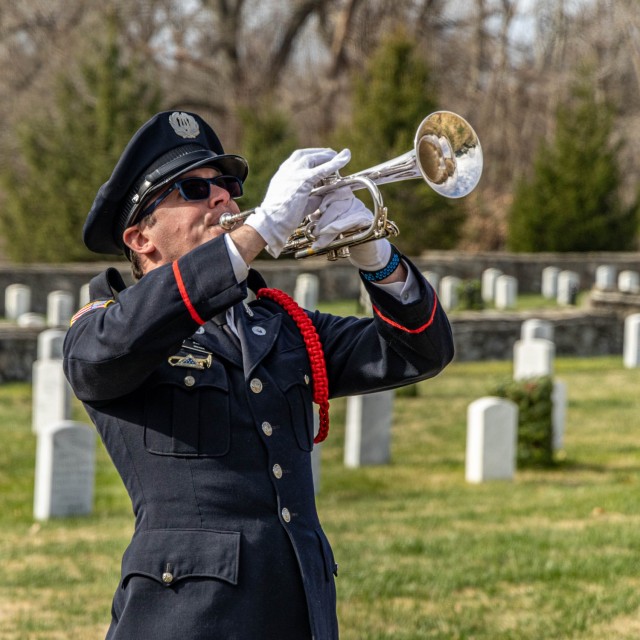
513, 338, 555, 380
595, 265, 616, 291
481, 268, 503, 303
440, 276, 462, 312
541, 267, 560, 299
557, 271, 580, 305
552, 380, 567, 451
294, 273, 319, 309
521, 319, 554, 342
32, 359, 73, 433
495, 275, 518, 310
465, 397, 518, 483
47, 291, 74, 328
5, 284, 31, 320
422, 271, 440, 296
344, 390, 395, 467
618, 270, 640, 294
623, 313, 640, 368
33, 421, 96, 520
37, 328, 67, 360
79, 283, 91, 308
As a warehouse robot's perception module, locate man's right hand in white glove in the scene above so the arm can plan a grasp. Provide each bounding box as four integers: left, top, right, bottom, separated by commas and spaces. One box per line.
244, 148, 351, 258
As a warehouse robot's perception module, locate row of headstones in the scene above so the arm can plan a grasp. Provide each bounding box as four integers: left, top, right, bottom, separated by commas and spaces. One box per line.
594, 265, 640, 293
8, 263, 640, 326
430, 265, 640, 313
465, 319, 567, 482
423, 267, 582, 312
31, 328, 95, 520
5, 283, 91, 328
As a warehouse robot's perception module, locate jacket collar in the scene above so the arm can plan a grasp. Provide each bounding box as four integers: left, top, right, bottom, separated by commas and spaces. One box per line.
191, 303, 282, 376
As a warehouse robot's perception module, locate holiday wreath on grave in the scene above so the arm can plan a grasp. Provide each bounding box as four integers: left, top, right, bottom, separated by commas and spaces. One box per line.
491, 375, 554, 467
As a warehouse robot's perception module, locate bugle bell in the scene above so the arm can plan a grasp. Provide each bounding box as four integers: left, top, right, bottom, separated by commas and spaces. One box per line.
219, 110, 483, 260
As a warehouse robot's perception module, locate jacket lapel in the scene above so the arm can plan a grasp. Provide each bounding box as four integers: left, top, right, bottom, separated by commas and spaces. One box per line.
193, 319, 242, 366
236, 308, 282, 378
191, 304, 282, 374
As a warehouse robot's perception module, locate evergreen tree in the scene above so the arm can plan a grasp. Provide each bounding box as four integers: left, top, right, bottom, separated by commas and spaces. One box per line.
508, 70, 639, 251
0, 15, 161, 262
236, 103, 299, 259
337, 30, 467, 255
238, 103, 299, 210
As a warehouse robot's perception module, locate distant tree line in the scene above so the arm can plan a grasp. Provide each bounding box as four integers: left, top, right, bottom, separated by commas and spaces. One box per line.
1, 0, 639, 262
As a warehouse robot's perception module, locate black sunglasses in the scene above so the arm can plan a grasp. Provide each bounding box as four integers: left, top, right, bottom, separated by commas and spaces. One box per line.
139, 175, 244, 221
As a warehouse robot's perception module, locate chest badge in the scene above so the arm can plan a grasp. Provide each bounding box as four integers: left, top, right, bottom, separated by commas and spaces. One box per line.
168, 353, 212, 370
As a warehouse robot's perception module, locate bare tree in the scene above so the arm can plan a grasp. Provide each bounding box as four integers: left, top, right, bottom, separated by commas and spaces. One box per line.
2, 0, 639, 253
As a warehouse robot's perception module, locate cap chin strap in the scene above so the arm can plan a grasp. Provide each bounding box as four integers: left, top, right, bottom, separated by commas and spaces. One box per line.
256, 288, 330, 444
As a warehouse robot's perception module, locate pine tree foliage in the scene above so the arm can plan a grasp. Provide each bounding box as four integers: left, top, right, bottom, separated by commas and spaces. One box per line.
238, 104, 299, 211
0, 16, 161, 262
508, 71, 639, 252
337, 30, 467, 255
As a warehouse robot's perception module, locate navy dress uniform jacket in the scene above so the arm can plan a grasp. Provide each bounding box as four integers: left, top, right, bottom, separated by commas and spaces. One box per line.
63, 236, 454, 640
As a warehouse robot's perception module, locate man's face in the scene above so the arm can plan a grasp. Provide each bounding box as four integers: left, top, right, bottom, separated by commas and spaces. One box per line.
132, 166, 242, 265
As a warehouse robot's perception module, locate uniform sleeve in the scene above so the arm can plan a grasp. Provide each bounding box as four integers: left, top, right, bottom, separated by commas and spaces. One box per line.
310, 255, 454, 398
63, 236, 246, 403
369, 259, 421, 303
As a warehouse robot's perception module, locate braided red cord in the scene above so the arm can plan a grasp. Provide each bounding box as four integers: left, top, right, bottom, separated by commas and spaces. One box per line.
256, 287, 330, 444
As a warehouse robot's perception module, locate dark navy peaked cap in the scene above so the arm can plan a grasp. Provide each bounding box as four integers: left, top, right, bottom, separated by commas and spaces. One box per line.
83, 111, 249, 255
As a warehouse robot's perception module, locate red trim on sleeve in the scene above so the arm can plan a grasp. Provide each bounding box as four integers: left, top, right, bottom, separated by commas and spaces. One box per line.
372, 289, 439, 334
172, 260, 206, 325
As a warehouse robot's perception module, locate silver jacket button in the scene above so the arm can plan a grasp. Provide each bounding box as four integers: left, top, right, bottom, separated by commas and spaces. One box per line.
272, 464, 283, 479
281, 507, 291, 522
162, 563, 174, 584
250, 378, 263, 393
184, 375, 196, 387
262, 422, 273, 436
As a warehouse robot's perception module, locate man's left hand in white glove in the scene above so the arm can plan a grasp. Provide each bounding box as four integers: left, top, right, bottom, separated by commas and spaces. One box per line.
309, 188, 406, 283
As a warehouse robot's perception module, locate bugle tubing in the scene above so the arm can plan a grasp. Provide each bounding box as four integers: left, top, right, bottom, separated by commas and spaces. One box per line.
219, 110, 483, 260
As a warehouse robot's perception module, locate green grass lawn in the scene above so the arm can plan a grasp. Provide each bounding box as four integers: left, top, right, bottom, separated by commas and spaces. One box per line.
2, 356, 640, 638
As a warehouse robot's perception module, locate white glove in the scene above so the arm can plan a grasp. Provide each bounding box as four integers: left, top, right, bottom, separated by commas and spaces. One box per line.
309, 187, 373, 250
245, 148, 351, 257
308, 187, 392, 271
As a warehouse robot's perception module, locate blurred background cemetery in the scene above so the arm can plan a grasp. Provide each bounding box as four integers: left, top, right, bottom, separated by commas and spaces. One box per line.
3, 1, 640, 638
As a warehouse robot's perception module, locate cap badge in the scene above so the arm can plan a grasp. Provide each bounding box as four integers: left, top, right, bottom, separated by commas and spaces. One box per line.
169, 112, 200, 139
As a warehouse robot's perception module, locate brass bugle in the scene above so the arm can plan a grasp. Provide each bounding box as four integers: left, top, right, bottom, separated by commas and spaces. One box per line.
219, 111, 483, 260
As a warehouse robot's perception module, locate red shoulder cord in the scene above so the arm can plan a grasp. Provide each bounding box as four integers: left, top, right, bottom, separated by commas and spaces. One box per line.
256, 288, 330, 444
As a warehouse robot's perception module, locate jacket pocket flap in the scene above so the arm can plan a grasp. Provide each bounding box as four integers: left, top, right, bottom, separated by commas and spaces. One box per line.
122, 528, 240, 586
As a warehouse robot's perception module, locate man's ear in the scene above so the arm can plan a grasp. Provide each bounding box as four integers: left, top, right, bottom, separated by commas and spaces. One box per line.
123, 225, 155, 255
